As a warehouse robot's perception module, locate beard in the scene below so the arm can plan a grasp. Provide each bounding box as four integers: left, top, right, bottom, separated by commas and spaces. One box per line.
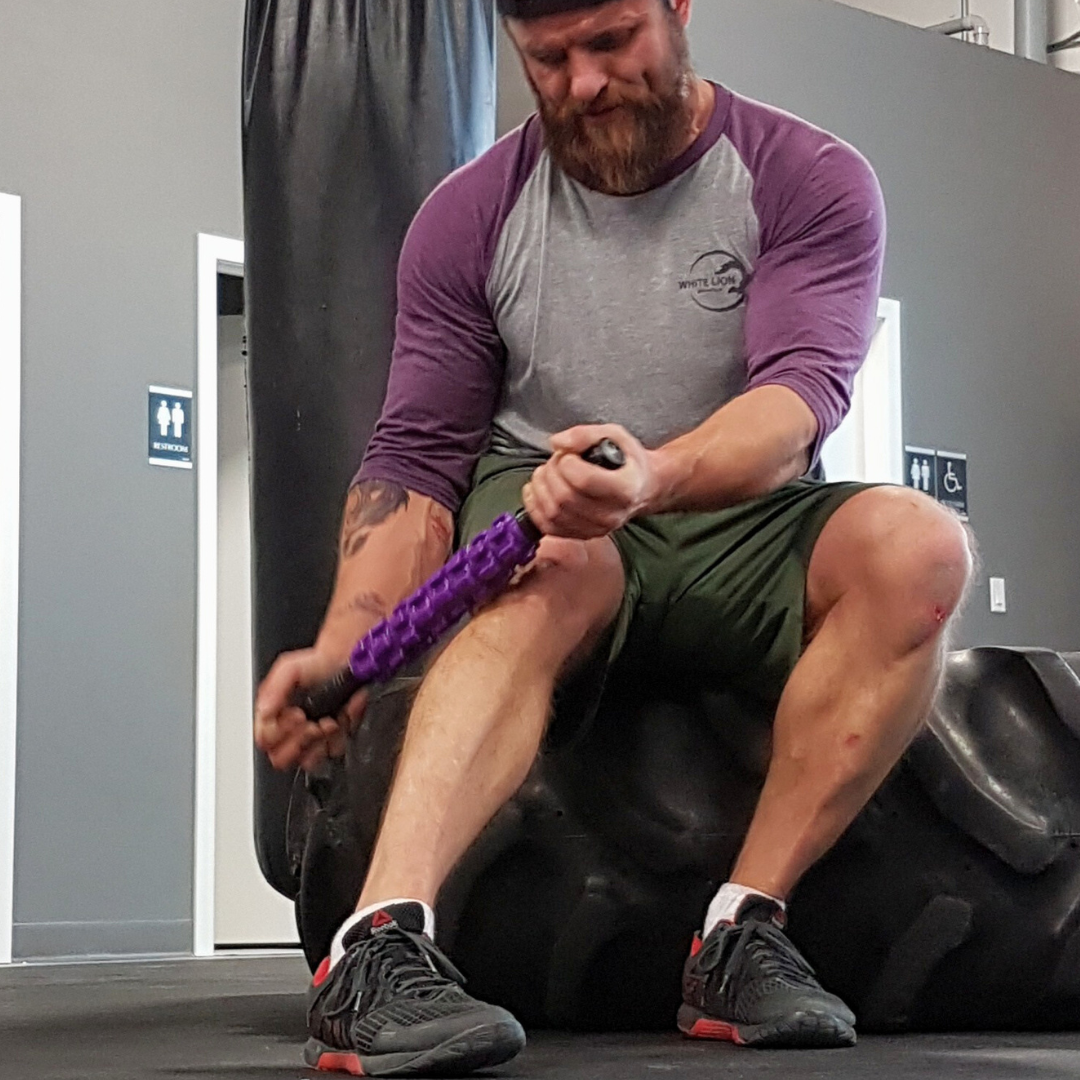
534, 22, 694, 195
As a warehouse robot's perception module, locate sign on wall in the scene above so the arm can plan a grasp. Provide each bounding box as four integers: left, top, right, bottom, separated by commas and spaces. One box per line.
148, 386, 193, 469
905, 445, 968, 520
905, 446, 937, 497
935, 451, 968, 519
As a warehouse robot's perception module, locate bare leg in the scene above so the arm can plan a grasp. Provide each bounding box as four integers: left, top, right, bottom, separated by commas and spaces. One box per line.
730, 487, 973, 899
358, 536, 625, 910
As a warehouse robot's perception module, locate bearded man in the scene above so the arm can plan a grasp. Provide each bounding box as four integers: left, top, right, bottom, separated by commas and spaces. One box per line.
254, 0, 973, 1074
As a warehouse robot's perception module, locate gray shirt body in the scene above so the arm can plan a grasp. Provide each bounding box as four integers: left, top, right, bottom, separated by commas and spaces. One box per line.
359, 85, 886, 513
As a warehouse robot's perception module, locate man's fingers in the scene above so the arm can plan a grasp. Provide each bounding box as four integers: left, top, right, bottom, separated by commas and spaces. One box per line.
270, 719, 328, 770
264, 697, 362, 770
271, 731, 319, 771
524, 481, 608, 538
556, 451, 637, 499
342, 689, 368, 730
256, 647, 343, 717
300, 743, 328, 774
550, 424, 628, 456
540, 456, 597, 509
527, 458, 611, 528
267, 731, 307, 770
263, 709, 322, 768
255, 656, 300, 718
525, 467, 566, 525
326, 728, 348, 759
255, 709, 291, 754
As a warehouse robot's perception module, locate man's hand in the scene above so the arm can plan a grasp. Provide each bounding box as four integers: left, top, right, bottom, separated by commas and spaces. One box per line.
522, 423, 659, 539
254, 647, 368, 773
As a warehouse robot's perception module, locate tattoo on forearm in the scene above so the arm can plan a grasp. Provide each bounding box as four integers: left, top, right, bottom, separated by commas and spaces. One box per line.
341, 481, 410, 559
346, 591, 389, 618
326, 589, 390, 625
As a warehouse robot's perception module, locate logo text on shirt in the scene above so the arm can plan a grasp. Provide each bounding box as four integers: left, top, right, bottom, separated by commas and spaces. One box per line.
679, 250, 749, 312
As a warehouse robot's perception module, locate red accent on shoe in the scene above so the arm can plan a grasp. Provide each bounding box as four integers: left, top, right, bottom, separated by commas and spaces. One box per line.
690, 934, 703, 958
686, 1018, 745, 1045
316, 1050, 365, 1074
312, 957, 332, 988
371, 909, 393, 928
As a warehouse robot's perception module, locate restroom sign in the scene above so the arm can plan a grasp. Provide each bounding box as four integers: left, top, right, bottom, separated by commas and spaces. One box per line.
905, 445, 968, 521
148, 385, 193, 469
905, 447, 937, 497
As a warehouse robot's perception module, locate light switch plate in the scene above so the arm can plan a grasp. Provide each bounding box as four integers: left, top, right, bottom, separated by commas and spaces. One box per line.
989, 577, 1006, 613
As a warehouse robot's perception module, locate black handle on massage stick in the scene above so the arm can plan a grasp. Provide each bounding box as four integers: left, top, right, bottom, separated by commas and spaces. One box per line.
293, 666, 362, 725
581, 438, 626, 470
292, 439, 626, 721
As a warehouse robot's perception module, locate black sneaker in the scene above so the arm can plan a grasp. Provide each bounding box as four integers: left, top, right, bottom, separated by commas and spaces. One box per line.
305, 902, 526, 1076
678, 896, 856, 1049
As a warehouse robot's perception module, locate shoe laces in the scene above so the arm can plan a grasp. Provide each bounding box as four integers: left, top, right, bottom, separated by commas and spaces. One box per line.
320, 927, 466, 1024
698, 918, 818, 999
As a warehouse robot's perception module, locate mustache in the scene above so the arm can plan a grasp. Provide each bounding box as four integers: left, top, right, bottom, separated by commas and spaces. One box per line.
546, 85, 665, 124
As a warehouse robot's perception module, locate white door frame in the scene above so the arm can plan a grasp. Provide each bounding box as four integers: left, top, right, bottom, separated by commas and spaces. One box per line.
866, 296, 904, 484
193, 233, 244, 956
820, 297, 904, 485
0, 193, 22, 966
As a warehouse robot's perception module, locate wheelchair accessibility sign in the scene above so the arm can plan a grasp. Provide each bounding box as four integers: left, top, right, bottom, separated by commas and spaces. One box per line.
905, 446, 968, 520
936, 452, 968, 519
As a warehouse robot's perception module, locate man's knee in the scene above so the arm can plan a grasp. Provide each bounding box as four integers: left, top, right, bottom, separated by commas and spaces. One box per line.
476, 534, 625, 651
808, 487, 974, 648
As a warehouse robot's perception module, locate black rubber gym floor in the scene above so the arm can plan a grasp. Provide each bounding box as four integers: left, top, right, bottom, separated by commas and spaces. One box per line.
2, 955, 1080, 1079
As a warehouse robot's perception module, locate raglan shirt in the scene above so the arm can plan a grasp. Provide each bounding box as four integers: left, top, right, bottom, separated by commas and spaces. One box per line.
357, 83, 886, 515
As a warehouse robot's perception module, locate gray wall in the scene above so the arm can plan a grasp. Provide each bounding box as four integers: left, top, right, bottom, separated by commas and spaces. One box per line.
695, 0, 1080, 650
4, 0, 1079, 961
0, 0, 244, 957
501, 0, 1080, 650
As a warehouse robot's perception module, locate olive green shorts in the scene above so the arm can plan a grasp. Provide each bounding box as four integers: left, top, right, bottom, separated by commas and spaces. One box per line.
457, 452, 871, 728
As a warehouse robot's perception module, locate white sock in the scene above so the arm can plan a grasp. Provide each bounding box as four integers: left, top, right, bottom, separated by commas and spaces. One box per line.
329, 899, 437, 969
703, 882, 786, 938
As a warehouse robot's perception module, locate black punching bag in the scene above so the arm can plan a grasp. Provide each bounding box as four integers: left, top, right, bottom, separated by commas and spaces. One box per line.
242, 0, 496, 896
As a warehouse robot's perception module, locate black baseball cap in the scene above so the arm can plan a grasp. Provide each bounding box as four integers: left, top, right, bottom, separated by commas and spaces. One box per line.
497, 0, 615, 17
498, 0, 674, 18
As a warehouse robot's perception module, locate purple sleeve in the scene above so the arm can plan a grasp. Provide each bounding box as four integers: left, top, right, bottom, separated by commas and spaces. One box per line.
355, 123, 541, 512
742, 130, 886, 466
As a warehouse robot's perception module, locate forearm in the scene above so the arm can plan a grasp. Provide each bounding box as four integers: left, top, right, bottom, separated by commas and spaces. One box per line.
316, 480, 454, 659
646, 385, 818, 514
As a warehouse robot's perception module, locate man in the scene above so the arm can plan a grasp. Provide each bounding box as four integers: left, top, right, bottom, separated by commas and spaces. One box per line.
255, 0, 973, 1074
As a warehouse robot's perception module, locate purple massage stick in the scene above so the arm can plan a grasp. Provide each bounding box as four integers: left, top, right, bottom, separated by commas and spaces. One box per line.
295, 439, 625, 720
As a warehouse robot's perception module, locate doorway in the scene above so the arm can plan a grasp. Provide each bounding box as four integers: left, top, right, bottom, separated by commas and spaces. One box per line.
0, 193, 21, 966
819, 298, 904, 484
194, 234, 298, 954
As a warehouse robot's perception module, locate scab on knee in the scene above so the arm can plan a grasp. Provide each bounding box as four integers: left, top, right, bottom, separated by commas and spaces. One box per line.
886, 498, 974, 648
